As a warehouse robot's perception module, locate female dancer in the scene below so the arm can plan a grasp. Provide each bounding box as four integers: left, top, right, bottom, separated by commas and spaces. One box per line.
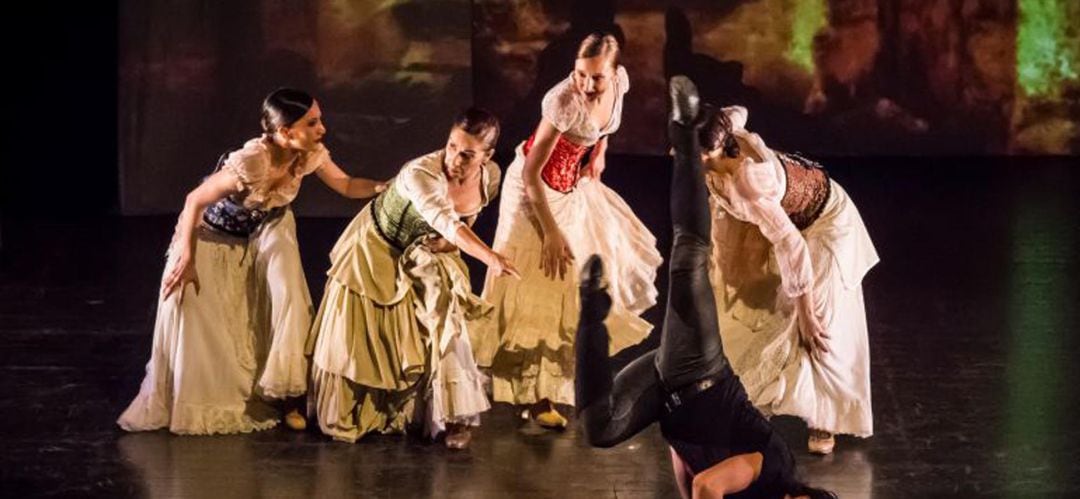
475, 33, 662, 429
118, 88, 385, 435
306, 108, 518, 449
700, 102, 878, 454
574, 76, 835, 499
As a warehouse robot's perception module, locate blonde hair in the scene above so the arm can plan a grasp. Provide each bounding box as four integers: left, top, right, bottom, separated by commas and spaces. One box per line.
577, 32, 620, 68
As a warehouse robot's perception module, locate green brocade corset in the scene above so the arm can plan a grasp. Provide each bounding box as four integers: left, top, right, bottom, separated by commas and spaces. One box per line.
372, 184, 438, 251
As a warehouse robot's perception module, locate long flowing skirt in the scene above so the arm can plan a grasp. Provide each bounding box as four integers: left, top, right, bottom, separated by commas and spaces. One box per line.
306, 207, 491, 442
118, 210, 313, 434
710, 180, 879, 437
474, 144, 663, 406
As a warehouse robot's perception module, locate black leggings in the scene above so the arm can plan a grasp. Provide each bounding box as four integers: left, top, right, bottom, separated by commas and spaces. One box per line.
575, 120, 729, 447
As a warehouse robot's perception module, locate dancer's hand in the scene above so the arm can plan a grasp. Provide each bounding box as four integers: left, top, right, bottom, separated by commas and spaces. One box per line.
540, 230, 574, 280
161, 250, 200, 304
796, 294, 830, 358
423, 236, 457, 253
487, 250, 521, 280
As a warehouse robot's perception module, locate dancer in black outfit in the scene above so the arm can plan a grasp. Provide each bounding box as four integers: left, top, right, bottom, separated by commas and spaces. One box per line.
574, 76, 835, 499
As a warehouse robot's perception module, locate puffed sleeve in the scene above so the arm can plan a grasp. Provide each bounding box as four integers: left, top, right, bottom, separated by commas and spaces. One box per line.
219, 141, 270, 192
616, 65, 630, 95
541, 79, 585, 133
397, 157, 466, 245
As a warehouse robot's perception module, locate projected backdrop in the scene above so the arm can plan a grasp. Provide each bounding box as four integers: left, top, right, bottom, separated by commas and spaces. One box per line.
119, 0, 472, 215
473, 0, 1079, 156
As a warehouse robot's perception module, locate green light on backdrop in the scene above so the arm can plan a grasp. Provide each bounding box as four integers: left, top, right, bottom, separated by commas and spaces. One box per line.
785, 0, 827, 73
1017, 0, 1079, 97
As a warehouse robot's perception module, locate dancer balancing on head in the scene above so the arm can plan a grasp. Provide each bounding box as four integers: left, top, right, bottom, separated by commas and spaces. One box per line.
573, 76, 836, 499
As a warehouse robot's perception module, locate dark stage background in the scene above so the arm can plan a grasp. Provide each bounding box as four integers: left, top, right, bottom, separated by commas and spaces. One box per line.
116, 0, 473, 216
5, 5, 119, 218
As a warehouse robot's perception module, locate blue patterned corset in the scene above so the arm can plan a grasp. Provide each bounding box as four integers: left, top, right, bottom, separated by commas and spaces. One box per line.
202, 197, 285, 237
200, 150, 285, 237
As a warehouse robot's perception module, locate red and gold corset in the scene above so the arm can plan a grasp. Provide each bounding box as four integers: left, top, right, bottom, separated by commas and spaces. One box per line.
777, 152, 831, 230
523, 133, 591, 193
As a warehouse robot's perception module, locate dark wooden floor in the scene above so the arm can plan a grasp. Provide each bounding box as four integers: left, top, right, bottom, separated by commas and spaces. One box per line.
1, 157, 1077, 498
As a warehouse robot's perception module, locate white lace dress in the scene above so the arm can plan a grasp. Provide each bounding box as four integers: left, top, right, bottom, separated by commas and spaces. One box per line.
707, 108, 879, 437
118, 137, 327, 434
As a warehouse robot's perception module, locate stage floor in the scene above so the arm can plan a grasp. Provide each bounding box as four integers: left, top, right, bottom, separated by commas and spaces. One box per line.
1, 157, 1077, 498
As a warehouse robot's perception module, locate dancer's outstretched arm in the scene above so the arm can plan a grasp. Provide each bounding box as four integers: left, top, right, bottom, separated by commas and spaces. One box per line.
314, 158, 386, 199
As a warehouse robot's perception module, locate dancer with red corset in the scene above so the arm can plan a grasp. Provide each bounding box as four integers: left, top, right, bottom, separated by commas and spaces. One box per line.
473, 33, 663, 429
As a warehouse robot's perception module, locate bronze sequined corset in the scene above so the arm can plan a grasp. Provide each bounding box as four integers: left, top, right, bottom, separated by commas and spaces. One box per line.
777, 152, 830, 230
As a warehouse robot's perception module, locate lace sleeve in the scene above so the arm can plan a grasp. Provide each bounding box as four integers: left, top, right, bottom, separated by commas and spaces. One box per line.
750, 197, 812, 297
219, 141, 269, 192
737, 156, 812, 297
541, 79, 584, 133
